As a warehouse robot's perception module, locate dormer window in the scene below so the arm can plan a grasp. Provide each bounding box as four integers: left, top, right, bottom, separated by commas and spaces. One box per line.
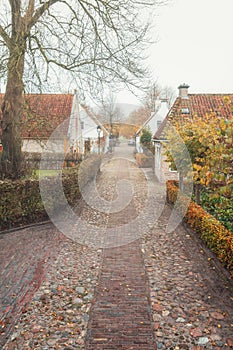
181, 107, 190, 114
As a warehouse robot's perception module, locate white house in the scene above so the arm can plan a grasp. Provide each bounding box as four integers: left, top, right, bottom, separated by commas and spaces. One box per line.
0, 91, 109, 156
153, 83, 233, 182
135, 98, 169, 153
77, 103, 109, 154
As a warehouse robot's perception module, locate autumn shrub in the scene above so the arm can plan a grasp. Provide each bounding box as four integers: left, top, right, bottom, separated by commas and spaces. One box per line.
167, 180, 233, 273
0, 154, 101, 231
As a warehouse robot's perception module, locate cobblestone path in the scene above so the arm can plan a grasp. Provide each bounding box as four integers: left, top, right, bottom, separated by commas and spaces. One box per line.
1, 143, 233, 350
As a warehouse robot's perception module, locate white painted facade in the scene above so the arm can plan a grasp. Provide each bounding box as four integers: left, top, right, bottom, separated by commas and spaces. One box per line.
135, 98, 169, 153
22, 91, 109, 155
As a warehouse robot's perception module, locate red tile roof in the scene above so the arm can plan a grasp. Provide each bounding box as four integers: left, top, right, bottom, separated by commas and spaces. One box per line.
153, 94, 233, 140
0, 93, 73, 140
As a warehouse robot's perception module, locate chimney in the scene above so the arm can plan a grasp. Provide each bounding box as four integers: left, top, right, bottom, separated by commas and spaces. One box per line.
178, 83, 190, 99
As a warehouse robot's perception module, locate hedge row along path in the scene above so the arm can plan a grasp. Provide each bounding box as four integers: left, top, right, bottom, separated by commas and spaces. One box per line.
1, 143, 233, 349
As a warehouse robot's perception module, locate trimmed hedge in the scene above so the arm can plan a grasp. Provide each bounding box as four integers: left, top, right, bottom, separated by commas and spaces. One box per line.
167, 180, 233, 273
0, 154, 101, 231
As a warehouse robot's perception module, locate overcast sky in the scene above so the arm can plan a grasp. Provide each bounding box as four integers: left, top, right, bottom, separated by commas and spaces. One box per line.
116, 0, 233, 105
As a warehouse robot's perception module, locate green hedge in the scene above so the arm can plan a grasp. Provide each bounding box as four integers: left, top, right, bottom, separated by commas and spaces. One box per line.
167, 180, 233, 273
0, 154, 101, 231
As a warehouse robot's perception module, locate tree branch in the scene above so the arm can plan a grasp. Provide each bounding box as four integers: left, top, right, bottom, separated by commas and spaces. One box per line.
0, 24, 12, 49
23, 0, 35, 28
28, 0, 60, 30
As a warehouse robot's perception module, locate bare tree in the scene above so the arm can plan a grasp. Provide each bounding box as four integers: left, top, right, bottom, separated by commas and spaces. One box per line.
127, 82, 175, 126
161, 85, 176, 108
127, 82, 160, 126
144, 82, 161, 112
127, 105, 151, 126
98, 91, 123, 135
144, 82, 176, 111
0, 0, 167, 179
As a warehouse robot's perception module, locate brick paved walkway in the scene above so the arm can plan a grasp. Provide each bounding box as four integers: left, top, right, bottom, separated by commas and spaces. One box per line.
85, 150, 156, 349
85, 242, 155, 349
0, 224, 64, 347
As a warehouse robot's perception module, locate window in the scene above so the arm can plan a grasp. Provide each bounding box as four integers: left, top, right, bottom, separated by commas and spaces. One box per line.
181, 107, 190, 114
81, 121, 84, 129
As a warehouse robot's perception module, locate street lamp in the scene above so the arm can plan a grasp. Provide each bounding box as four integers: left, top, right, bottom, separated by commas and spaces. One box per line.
97, 125, 101, 154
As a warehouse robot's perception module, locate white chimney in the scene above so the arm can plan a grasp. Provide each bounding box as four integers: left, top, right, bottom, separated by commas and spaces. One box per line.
178, 83, 190, 99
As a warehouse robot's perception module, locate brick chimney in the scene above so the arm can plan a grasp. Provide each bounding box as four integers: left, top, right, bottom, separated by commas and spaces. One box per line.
178, 83, 190, 99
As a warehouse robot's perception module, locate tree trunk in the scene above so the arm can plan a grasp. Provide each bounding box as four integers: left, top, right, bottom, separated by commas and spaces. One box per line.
1, 43, 25, 179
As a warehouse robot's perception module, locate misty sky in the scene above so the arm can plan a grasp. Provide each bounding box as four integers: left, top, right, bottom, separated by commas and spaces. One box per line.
117, 0, 233, 104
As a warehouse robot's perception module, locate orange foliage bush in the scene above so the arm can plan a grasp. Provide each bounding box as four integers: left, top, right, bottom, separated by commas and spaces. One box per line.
167, 180, 233, 273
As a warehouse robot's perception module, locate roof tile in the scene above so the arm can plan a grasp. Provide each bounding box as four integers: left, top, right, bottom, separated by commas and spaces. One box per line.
0, 93, 73, 140
153, 93, 233, 139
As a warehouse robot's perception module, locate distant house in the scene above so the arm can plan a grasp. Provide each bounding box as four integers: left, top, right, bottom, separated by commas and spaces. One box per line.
79, 104, 109, 154
135, 98, 169, 153
0, 91, 108, 155
153, 83, 233, 182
